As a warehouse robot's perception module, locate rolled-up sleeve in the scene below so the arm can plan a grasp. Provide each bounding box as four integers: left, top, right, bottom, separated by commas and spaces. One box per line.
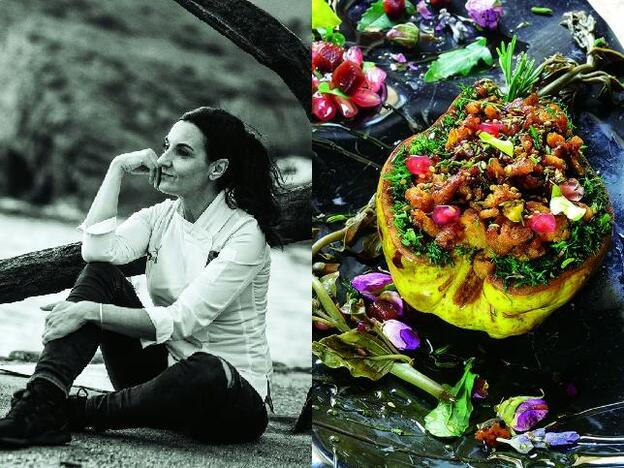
79, 206, 155, 265
143, 220, 268, 343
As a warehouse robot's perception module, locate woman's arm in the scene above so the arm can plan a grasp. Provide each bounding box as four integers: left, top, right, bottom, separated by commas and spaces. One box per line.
83, 149, 160, 229
41, 301, 156, 344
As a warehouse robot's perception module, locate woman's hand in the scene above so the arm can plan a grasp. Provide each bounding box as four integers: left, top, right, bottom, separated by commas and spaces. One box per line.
40, 301, 92, 344
112, 148, 161, 188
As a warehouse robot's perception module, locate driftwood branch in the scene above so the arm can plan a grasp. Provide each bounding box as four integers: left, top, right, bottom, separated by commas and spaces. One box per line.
0, 183, 311, 305
172, 0, 310, 115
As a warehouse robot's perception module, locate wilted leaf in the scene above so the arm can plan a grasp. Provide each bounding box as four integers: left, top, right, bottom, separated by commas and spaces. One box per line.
424, 359, 477, 437
312, 330, 394, 381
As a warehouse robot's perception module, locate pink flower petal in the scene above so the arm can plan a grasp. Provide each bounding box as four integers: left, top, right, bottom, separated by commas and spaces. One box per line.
560, 179, 584, 202
390, 53, 407, 63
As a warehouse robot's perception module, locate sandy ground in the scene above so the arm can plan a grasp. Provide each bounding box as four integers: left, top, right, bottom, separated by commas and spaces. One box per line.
0, 370, 310, 467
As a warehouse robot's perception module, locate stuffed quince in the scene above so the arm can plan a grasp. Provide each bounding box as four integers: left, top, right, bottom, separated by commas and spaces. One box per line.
376, 80, 613, 338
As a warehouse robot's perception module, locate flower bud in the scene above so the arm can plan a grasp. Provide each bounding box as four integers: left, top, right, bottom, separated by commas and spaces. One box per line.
495, 395, 549, 432
386, 23, 421, 48
381, 319, 420, 351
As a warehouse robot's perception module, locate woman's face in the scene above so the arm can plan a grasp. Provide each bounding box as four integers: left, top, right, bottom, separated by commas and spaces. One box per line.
157, 120, 219, 197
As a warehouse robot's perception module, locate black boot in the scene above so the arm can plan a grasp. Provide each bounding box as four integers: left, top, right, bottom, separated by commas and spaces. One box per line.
67, 388, 90, 432
0, 379, 70, 447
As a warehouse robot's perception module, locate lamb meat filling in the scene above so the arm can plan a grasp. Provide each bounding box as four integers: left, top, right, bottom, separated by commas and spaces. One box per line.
387, 81, 612, 287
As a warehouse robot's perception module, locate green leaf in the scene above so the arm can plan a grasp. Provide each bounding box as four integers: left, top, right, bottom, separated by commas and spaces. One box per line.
423, 38, 493, 82
312, 0, 342, 31
424, 359, 477, 437
478, 132, 514, 156
312, 330, 395, 381
357, 0, 416, 32
318, 81, 349, 98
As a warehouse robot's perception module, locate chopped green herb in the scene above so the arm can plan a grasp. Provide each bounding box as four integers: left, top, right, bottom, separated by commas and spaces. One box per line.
528, 126, 541, 149
318, 82, 349, 98
531, 6, 553, 15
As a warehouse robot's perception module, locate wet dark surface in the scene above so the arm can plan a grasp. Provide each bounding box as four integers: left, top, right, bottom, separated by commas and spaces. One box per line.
312, 0, 624, 466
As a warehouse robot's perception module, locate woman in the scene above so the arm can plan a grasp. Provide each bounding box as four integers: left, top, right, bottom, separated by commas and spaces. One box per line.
0, 107, 282, 446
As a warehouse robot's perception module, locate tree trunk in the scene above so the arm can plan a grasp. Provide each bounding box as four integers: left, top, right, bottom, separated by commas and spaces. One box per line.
171, 0, 310, 115
0, 183, 310, 304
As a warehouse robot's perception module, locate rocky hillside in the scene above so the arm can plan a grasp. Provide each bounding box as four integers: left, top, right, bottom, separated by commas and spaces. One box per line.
0, 0, 309, 214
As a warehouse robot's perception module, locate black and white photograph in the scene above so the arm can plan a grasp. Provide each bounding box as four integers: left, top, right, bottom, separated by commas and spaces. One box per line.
0, 1, 311, 466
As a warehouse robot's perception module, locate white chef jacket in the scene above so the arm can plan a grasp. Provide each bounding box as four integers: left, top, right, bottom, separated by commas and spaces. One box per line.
79, 191, 273, 400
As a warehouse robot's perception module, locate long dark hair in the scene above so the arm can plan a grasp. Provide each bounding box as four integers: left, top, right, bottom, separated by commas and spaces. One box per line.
180, 107, 282, 247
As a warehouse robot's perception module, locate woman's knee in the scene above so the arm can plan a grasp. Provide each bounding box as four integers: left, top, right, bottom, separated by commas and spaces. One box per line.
182, 353, 233, 389
69, 262, 133, 304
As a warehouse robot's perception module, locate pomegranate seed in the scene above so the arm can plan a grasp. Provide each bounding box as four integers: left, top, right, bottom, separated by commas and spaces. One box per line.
344, 46, 363, 66
432, 205, 461, 226
311, 41, 344, 73
356, 321, 368, 333
334, 95, 359, 119
350, 87, 382, 108
365, 66, 386, 93
478, 122, 505, 137
332, 60, 365, 95
312, 92, 337, 122
528, 212, 556, 234
367, 300, 400, 322
560, 179, 584, 202
431, 205, 461, 226
383, 0, 406, 20
405, 155, 432, 176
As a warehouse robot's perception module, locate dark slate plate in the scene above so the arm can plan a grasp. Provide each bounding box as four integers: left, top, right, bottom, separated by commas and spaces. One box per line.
312, 0, 624, 466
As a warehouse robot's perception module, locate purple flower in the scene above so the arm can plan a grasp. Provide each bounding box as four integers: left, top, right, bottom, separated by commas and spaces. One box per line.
472, 377, 489, 400
390, 52, 407, 63
544, 430, 580, 446
378, 290, 404, 316
495, 394, 549, 432
498, 429, 580, 454
352, 273, 393, 301
381, 319, 420, 351
417, 1, 434, 20
515, 398, 549, 432
465, 0, 503, 30
564, 382, 578, 398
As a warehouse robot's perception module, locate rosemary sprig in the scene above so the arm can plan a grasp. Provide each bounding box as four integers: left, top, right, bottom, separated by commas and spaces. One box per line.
497, 35, 545, 102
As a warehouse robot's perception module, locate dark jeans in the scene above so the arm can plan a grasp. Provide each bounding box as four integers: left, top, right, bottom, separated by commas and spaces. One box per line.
31, 262, 268, 443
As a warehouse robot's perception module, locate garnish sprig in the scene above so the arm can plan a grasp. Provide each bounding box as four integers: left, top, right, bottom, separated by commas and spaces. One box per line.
497, 35, 545, 102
